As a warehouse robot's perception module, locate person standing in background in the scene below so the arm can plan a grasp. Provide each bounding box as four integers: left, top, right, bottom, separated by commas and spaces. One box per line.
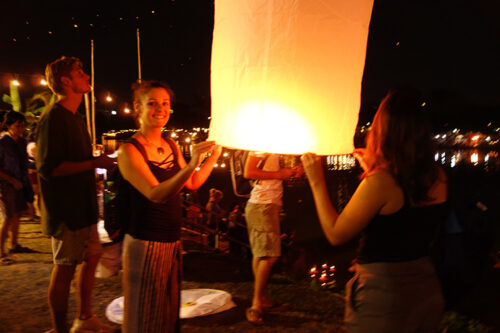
243, 152, 302, 325
0, 111, 35, 264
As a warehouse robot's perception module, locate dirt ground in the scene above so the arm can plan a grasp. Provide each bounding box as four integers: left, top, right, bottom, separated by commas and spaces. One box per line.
1, 218, 499, 333
0, 219, 346, 333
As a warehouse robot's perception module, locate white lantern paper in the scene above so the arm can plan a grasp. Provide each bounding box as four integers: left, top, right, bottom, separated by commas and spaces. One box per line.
209, 0, 374, 155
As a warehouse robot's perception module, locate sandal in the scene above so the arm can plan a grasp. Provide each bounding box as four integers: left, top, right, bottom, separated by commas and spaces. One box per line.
0, 257, 14, 265
246, 308, 264, 325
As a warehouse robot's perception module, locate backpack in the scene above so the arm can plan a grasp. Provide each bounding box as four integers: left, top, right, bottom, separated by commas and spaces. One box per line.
229, 150, 268, 198
103, 137, 150, 241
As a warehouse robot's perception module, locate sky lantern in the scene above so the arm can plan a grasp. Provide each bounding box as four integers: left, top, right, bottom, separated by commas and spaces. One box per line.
209, 0, 374, 155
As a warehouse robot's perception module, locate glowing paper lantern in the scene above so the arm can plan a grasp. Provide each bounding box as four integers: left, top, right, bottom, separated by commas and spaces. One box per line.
209, 0, 374, 155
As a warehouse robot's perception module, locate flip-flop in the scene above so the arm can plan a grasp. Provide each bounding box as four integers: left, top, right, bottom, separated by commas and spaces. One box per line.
246, 308, 264, 325
0, 257, 14, 265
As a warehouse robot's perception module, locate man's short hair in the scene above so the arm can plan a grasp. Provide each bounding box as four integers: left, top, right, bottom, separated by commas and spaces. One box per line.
45, 56, 82, 95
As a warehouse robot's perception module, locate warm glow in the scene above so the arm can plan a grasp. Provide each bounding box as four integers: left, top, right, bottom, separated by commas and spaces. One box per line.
209, 0, 374, 155
11, 80, 20, 86
471, 153, 478, 164
124, 107, 131, 114
40, 79, 48, 86
106, 95, 113, 102
471, 135, 480, 141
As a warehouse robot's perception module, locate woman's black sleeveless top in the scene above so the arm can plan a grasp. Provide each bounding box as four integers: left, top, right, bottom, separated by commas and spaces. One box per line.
125, 137, 183, 242
357, 200, 449, 263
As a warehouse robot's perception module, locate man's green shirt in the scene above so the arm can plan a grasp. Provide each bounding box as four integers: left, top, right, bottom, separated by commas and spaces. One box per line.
36, 103, 98, 237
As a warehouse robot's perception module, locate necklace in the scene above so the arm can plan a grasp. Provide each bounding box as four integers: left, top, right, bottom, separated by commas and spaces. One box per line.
141, 133, 165, 155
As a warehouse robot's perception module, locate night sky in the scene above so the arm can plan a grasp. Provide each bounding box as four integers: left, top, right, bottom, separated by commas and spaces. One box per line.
1, 0, 499, 132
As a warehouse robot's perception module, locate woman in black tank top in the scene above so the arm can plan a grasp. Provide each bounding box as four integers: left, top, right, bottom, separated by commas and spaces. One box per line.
117, 80, 222, 333
302, 88, 448, 332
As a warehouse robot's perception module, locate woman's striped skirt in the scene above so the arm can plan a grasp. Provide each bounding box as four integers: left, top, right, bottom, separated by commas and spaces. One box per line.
122, 234, 182, 333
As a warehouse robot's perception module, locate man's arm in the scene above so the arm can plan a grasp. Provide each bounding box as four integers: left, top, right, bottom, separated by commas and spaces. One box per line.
51, 154, 116, 177
243, 154, 295, 180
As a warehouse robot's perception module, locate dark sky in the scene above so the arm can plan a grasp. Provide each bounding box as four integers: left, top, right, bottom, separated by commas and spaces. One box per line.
1, 0, 499, 130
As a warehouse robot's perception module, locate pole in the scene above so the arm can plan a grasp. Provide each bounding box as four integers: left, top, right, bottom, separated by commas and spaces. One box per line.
137, 28, 142, 83
91, 39, 96, 148
84, 93, 91, 136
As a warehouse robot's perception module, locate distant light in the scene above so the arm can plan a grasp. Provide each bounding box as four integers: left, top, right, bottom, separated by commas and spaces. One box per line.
214, 163, 219, 167
123, 107, 131, 114
185, 138, 191, 143
487, 122, 492, 127
451, 155, 456, 168
171, 133, 177, 138
207, 116, 211, 120
12, 38, 17, 42
223, 152, 229, 157
73, 24, 78, 28
111, 110, 117, 115
452, 128, 458, 133
471, 153, 478, 165
396, 41, 400, 46
220, 163, 226, 168
119, 17, 124, 21
421, 101, 426, 107
441, 134, 446, 139
366, 122, 371, 126
11, 80, 20, 86
485, 136, 491, 142
434, 134, 440, 139
471, 135, 480, 141
48, 31, 53, 35
151, 10, 155, 14
195, 167, 200, 171
106, 95, 112, 102
40, 79, 47, 86
434, 153, 439, 161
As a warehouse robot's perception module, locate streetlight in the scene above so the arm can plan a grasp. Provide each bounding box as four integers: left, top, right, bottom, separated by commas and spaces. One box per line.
11, 80, 20, 86
106, 95, 113, 102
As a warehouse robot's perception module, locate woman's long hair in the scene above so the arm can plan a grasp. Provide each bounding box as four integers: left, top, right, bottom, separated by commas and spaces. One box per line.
363, 89, 440, 205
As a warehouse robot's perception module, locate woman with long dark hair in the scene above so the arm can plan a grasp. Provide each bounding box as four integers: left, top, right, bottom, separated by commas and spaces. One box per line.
117, 80, 221, 332
0, 111, 35, 264
302, 89, 448, 332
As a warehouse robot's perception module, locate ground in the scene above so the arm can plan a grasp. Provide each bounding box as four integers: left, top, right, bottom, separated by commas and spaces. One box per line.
0, 218, 498, 333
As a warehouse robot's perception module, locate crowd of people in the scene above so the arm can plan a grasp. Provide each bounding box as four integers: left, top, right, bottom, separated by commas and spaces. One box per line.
0, 55, 455, 333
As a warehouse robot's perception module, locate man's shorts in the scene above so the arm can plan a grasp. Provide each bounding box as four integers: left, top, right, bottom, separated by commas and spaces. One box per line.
0, 184, 28, 218
245, 202, 281, 258
51, 223, 102, 265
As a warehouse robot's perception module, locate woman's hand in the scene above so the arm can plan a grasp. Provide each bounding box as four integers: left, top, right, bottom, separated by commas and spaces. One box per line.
300, 153, 324, 186
189, 141, 218, 168
352, 148, 368, 172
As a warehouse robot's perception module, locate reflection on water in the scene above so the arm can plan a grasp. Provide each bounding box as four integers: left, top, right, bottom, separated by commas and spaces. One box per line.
435, 149, 499, 170
321, 150, 499, 172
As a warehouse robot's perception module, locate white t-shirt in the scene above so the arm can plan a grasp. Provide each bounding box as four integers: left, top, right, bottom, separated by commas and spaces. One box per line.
248, 153, 283, 206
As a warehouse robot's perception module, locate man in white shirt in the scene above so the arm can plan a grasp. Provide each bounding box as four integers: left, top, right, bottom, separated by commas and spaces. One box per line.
243, 152, 302, 324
